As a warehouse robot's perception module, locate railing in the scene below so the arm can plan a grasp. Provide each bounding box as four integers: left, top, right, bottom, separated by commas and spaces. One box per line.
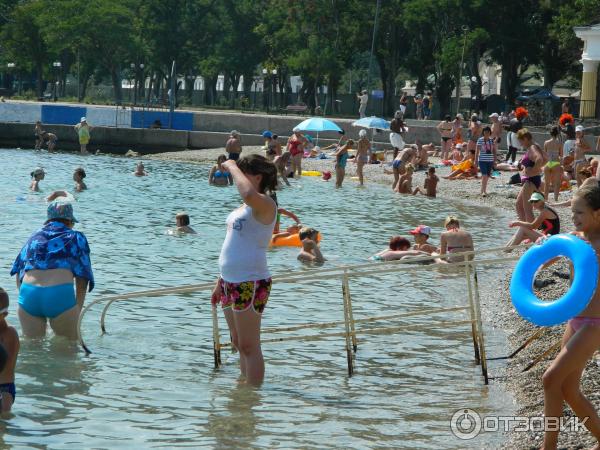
77, 245, 529, 384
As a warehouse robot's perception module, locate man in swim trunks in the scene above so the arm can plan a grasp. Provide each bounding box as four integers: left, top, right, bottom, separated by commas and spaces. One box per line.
489, 113, 502, 145
389, 111, 407, 159
0, 289, 19, 413
225, 130, 242, 161
409, 225, 438, 253
391, 145, 417, 191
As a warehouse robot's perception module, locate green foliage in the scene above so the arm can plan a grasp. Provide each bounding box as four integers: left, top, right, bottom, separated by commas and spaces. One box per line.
0, 0, 597, 113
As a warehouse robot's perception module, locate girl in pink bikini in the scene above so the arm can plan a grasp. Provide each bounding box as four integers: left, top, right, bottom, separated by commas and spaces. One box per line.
541, 184, 600, 450
211, 154, 278, 386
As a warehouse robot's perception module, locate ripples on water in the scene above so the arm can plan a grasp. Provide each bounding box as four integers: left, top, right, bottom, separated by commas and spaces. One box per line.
0, 149, 514, 448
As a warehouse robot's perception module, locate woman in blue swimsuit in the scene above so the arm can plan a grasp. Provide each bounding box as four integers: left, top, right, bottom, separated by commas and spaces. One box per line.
334, 139, 353, 188
209, 155, 233, 186
11, 196, 94, 339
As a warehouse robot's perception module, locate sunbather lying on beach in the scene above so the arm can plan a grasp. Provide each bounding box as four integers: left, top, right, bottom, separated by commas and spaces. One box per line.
443, 150, 477, 180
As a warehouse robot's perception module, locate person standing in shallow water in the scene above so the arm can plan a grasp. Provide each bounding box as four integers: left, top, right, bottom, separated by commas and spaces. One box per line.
11, 199, 94, 339
211, 154, 277, 386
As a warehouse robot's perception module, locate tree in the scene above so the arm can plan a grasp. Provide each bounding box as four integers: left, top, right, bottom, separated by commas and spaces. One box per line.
2, 0, 50, 97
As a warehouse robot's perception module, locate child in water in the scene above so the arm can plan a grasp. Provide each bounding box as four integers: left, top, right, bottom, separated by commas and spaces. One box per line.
73, 168, 87, 192
0, 288, 19, 413
413, 166, 439, 197
540, 184, 600, 450
409, 225, 438, 253
175, 213, 196, 234
30, 167, 45, 192
395, 163, 414, 194
133, 162, 148, 176
298, 227, 325, 264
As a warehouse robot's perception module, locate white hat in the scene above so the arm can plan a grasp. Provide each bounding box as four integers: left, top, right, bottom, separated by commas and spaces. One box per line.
576, 125, 584, 132
80, 117, 87, 123
489, 113, 499, 118
456, 143, 463, 148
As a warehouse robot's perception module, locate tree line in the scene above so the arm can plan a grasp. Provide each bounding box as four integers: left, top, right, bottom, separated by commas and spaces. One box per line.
1, 0, 599, 116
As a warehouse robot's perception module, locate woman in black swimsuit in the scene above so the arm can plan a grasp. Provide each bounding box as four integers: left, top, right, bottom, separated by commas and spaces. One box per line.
506, 192, 560, 248
436, 115, 453, 160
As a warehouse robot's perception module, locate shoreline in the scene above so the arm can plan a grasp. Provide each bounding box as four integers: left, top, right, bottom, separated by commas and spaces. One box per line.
150, 146, 593, 449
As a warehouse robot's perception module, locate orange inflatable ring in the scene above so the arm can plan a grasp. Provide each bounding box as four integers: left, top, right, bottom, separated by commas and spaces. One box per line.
270, 232, 322, 247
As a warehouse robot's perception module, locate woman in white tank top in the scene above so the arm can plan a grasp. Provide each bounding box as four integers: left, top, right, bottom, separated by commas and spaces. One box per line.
211, 154, 278, 386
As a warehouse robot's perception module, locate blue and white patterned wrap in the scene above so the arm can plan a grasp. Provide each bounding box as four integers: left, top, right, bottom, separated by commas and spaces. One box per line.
10, 221, 94, 291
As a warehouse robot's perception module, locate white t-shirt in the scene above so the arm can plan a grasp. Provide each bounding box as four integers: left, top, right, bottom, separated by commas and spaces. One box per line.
359, 94, 368, 106
219, 205, 275, 282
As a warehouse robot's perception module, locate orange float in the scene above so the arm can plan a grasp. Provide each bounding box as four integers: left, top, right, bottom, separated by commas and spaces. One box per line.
270, 232, 322, 247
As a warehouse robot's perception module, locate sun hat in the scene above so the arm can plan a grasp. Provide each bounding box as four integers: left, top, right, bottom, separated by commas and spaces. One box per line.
409, 225, 431, 236
489, 113, 499, 118
47, 202, 78, 223
576, 125, 584, 132
528, 192, 545, 203
80, 117, 87, 123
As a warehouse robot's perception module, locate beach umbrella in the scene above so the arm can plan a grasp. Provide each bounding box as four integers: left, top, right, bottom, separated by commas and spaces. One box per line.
294, 117, 343, 144
352, 116, 391, 148
352, 116, 390, 131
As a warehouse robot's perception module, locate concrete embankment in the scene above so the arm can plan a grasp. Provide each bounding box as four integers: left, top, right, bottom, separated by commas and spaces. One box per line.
0, 100, 596, 153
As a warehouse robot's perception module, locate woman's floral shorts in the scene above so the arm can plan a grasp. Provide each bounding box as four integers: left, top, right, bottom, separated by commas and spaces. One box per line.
218, 278, 272, 314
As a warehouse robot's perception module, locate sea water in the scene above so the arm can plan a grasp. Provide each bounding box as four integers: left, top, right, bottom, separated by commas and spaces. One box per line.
0, 149, 515, 449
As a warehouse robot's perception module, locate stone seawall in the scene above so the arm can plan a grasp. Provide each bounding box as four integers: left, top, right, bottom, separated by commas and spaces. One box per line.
0, 102, 596, 154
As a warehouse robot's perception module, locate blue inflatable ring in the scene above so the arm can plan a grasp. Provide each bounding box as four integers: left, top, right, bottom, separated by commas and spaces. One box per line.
510, 234, 598, 326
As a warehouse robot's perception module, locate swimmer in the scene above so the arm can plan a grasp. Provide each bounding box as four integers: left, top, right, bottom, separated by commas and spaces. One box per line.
409, 225, 438, 253
372, 236, 429, 261
0, 289, 19, 413
175, 213, 196, 234
273, 151, 291, 187
395, 163, 414, 194
73, 167, 87, 192
297, 227, 325, 264
439, 216, 474, 263
539, 183, 600, 450
209, 155, 233, 186
133, 162, 148, 177
413, 166, 439, 197
30, 167, 45, 192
